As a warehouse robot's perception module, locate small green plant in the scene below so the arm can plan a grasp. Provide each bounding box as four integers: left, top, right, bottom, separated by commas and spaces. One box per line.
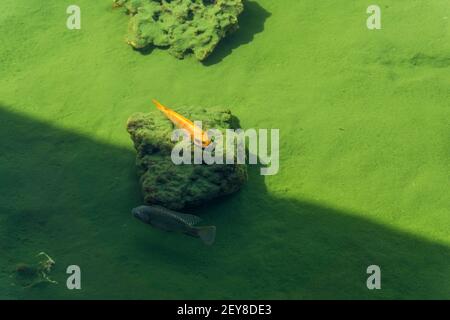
12, 252, 57, 288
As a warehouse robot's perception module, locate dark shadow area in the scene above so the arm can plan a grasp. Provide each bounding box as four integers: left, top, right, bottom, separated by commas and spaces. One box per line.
191, 167, 450, 299
133, 45, 155, 56
0, 104, 142, 299
0, 105, 448, 299
202, 1, 271, 66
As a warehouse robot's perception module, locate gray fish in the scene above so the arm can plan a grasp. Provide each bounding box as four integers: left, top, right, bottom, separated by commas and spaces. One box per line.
132, 205, 216, 245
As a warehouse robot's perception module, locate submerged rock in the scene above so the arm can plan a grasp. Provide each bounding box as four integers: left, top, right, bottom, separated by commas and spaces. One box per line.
127, 106, 247, 210
113, 0, 244, 61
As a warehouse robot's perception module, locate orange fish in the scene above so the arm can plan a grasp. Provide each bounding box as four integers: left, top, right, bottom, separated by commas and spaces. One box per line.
152, 99, 211, 147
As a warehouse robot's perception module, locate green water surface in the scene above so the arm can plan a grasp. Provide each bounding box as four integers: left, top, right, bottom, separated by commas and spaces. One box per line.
0, 0, 449, 299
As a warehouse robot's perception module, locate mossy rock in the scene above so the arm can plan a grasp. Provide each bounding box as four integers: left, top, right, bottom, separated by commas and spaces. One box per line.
127, 106, 247, 210
113, 0, 244, 61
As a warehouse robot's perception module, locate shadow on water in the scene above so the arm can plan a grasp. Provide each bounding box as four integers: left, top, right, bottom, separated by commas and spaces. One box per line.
202, 1, 271, 66
0, 105, 448, 299
194, 167, 450, 299
133, 45, 155, 56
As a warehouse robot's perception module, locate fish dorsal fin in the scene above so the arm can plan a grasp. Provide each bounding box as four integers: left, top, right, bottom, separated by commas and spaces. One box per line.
174, 212, 202, 226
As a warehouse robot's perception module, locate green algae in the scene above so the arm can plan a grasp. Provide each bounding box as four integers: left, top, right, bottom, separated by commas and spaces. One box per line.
114, 0, 244, 60
127, 107, 247, 210
1, 0, 450, 300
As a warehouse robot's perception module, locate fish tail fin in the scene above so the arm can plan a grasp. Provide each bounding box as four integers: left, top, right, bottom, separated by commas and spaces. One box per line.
196, 226, 216, 245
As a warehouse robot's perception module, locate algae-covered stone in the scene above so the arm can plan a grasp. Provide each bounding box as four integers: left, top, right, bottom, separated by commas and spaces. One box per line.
127, 106, 247, 210
113, 0, 244, 61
